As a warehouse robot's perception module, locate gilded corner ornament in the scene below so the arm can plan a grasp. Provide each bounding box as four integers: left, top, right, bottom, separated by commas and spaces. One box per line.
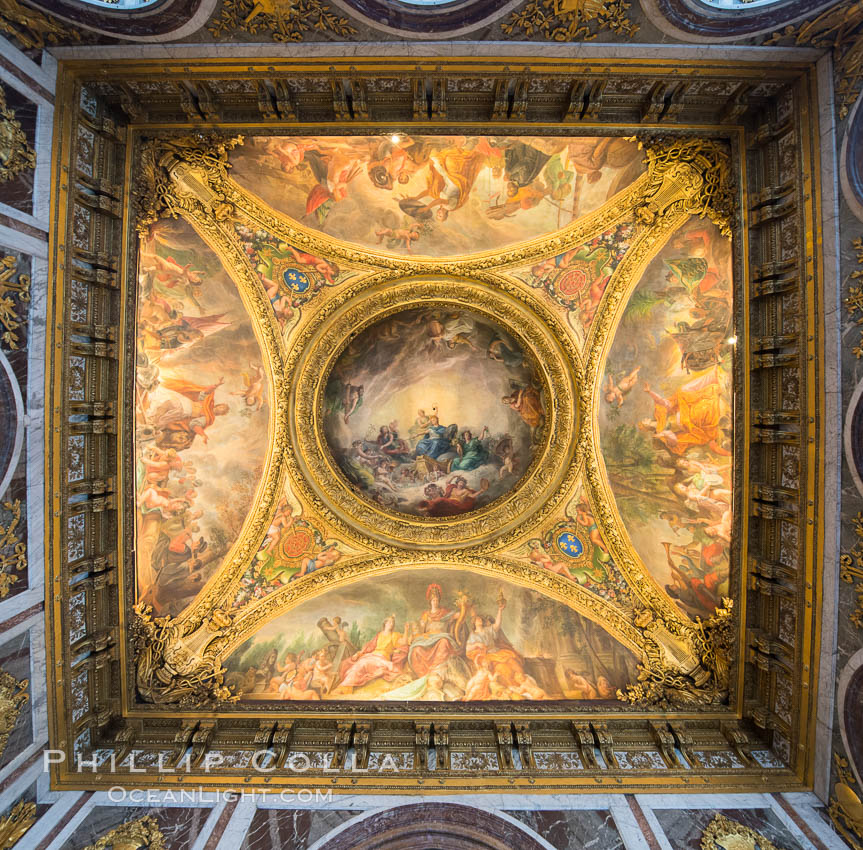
503, 0, 638, 41
630, 136, 734, 238
0, 85, 34, 187
830, 753, 863, 849
700, 813, 783, 850
82, 815, 167, 850
133, 134, 245, 233
617, 598, 734, 708
132, 602, 238, 708
207, 0, 356, 41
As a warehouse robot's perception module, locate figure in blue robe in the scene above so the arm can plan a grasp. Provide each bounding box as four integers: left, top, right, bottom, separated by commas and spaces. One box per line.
415, 422, 456, 459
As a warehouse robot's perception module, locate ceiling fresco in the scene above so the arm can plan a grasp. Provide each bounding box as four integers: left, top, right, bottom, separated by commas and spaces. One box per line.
599, 218, 733, 619
228, 135, 645, 257
323, 306, 543, 518
135, 219, 271, 616
224, 568, 639, 702
131, 131, 737, 708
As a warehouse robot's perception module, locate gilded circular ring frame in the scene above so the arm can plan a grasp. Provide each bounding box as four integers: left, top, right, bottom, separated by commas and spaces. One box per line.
291, 277, 580, 548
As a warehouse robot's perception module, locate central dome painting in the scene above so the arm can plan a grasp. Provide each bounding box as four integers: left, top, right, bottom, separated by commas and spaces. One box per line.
323, 307, 544, 518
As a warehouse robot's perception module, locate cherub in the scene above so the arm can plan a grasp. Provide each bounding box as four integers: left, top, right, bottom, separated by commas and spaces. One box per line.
232, 363, 266, 411
375, 223, 422, 254
603, 366, 641, 408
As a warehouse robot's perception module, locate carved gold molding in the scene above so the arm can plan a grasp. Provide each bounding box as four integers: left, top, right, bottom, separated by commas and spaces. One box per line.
846, 238, 863, 360
0, 668, 28, 759
766, 5, 863, 119
840, 511, 863, 631
0, 0, 79, 50
502, 0, 638, 41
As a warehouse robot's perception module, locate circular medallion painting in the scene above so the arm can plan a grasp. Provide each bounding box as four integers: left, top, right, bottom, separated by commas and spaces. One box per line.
323, 307, 545, 518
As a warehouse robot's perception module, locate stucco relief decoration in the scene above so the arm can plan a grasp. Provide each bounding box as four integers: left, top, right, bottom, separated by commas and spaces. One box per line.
0, 801, 35, 850
0, 499, 25, 599
129, 132, 738, 710
840, 512, 863, 631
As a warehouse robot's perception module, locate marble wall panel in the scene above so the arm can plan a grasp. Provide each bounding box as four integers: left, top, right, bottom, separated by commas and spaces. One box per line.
505, 809, 625, 850
651, 808, 807, 850
61, 805, 214, 850
239, 808, 357, 849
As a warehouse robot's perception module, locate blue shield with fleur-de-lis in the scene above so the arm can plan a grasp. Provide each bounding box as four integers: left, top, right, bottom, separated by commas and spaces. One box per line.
555, 529, 585, 559
282, 268, 310, 293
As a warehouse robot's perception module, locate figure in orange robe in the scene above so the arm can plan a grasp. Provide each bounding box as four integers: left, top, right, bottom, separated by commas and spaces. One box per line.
640, 368, 730, 456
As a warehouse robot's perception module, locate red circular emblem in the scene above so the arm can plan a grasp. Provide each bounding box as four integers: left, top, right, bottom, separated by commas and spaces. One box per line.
556, 267, 588, 297
278, 529, 314, 559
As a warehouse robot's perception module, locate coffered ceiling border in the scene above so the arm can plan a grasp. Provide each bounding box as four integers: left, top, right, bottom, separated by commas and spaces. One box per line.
43, 55, 825, 793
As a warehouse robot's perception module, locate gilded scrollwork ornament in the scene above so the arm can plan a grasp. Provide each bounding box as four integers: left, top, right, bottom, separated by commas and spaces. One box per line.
82, 815, 167, 850
207, 0, 356, 41
830, 752, 863, 849
840, 511, 863, 630
0, 0, 80, 50
700, 813, 783, 850
0, 254, 29, 351
618, 598, 734, 708
133, 134, 245, 233
0, 668, 27, 759
132, 603, 237, 707
0, 85, 34, 187
846, 238, 863, 360
629, 136, 734, 238
502, 0, 638, 41
0, 499, 26, 599
765, 4, 863, 119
